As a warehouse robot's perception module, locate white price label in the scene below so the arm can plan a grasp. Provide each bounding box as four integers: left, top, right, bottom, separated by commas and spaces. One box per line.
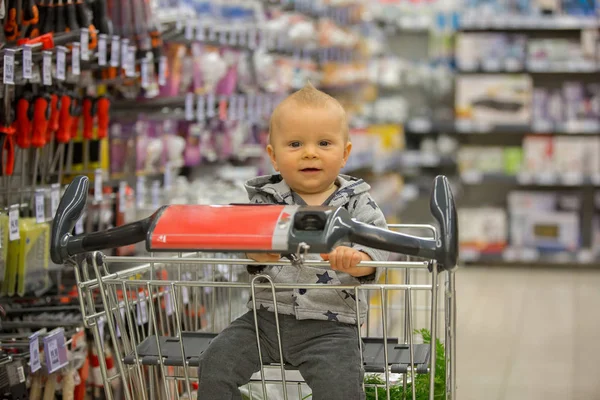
151, 180, 160, 209
81, 29, 90, 60
196, 95, 205, 120
72, 43, 81, 76
110, 36, 120, 67
50, 184, 60, 217
75, 213, 84, 235
98, 317, 105, 348
206, 93, 216, 118
158, 56, 167, 86
126, 46, 136, 77
35, 190, 45, 223
165, 288, 173, 316
98, 34, 108, 66
182, 272, 191, 305
23, 46, 32, 79
8, 205, 19, 241
136, 176, 146, 208
56, 46, 66, 81
118, 181, 127, 212
196, 21, 205, 41
137, 293, 148, 325
185, 93, 194, 121
228, 95, 237, 121
164, 162, 172, 190
237, 95, 246, 120
141, 58, 149, 89
94, 169, 103, 202
47, 340, 59, 370
42, 51, 52, 86
185, 19, 195, 40
121, 39, 130, 72
29, 333, 41, 373
17, 366, 25, 383
3, 49, 15, 85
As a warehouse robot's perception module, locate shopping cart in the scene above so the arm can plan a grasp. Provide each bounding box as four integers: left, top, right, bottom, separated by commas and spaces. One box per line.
50, 175, 458, 400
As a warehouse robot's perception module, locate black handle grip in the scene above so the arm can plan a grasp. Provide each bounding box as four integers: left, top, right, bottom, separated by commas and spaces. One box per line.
74, 0, 90, 27
348, 223, 437, 260
65, 1, 78, 31
430, 175, 458, 271
50, 175, 158, 264
55, 2, 66, 32
50, 175, 89, 264
41, 1, 55, 34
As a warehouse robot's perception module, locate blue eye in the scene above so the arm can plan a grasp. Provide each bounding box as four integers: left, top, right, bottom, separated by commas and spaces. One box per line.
289, 141, 301, 148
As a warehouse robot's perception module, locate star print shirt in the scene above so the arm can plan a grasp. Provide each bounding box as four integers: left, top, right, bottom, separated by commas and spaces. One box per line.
244, 174, 390, 325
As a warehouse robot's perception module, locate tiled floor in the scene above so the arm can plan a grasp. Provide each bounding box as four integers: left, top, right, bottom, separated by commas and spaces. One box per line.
456, 266, 600, 400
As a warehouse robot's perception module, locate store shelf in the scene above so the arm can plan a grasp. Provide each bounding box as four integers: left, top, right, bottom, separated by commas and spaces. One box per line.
343, 150, 455, 174
461, 247, 600, 267
457, 66, 600, 74
460, 171, 600, 187
459, 15, 599, 31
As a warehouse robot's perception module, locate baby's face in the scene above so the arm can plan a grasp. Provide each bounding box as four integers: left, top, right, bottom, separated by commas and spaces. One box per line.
267, 105, 351, 196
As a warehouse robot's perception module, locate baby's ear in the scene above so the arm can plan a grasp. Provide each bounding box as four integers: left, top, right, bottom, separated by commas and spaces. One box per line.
343, 141, 353, 164
267, 144, 279, 171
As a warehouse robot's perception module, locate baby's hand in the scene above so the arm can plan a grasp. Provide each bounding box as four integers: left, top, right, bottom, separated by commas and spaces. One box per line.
321, 246, 366, 271
246, 253, 281, 263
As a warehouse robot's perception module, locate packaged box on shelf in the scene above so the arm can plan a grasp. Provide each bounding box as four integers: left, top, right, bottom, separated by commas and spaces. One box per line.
457, 33, 526, 71
522, 135, 555, 176
455, 75, 532, 129
508, 191, 581, 252
458, 146, 522, 177
459, 208, 508, 258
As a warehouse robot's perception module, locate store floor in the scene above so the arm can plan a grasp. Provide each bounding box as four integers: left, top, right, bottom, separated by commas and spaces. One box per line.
456, 266, 600, 400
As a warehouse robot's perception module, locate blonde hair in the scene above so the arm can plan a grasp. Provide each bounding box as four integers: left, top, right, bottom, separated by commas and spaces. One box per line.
269, 82, 348, 143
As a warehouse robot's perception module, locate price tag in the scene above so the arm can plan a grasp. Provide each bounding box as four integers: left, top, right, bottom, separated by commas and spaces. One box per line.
141, 58, 149, 88
56, 46, 66, 81
118, 181, 127, 212
9, 205, 19, 241
137, 292, 148, 325
182, 273, 191, 305
42, 51, 52, 86
196, 21, 205, 41
35, 190, 45, 223
121, 39, 130, 71
248, 28, 257, 49
136, 176, 146, 208
98, 317, 105, 348
50, 184, 60, 218
206, 93, 216, 118
196, 95, 205, 120
126, 46, 136, 78
110, 36, 120, 67
185, 19, 195, 40
23, 46, 32, 80
80, 28, 90, 61
75, 213, 84, 235
71, 43, 81, 76
94, 169, 103, 202
228, 95, 237, 121
185, 93, 194, 121
98, 34, 108, 66
3, 49, 15, 85
151, 180, 160, 209
158, 56, 167, 86
29, 332, 41, 373
165, 288, 173, 316
237, 95, 246, 120
164, 162, 173, 190
43, 328, 68, 373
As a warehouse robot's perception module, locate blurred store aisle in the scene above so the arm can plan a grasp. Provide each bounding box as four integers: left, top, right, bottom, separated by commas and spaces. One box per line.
456, 266, 600, 400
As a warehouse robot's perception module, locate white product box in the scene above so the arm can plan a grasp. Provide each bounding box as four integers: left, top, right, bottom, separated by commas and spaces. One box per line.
522, 135, 554, 175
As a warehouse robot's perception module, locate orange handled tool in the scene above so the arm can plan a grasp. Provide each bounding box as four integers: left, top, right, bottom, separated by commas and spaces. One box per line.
57, 94, 73, 143
96, 96, 110, 140
47, 93, 61, 138
16, 97, 33, 149
82, 97, 95, 140
22, 0, 39, 26
3, 0, 19, 41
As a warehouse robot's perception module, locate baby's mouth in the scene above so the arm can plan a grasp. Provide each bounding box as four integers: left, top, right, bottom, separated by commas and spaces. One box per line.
300, 168, 321, 172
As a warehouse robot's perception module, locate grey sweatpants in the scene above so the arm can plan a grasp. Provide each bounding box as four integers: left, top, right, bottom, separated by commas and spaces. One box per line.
197, 309, 365, 400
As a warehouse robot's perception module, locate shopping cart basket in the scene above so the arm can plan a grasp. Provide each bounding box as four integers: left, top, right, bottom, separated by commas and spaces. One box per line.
50, 175, 459, 400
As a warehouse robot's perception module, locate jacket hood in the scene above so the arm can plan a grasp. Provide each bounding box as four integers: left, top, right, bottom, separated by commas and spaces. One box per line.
244, 174, 371, 206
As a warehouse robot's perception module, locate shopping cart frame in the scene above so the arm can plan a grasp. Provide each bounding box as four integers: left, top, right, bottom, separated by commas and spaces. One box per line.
51, 175, 458, 400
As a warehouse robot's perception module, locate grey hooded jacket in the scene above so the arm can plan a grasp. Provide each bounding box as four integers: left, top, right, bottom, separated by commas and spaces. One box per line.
244, 174, 390, 325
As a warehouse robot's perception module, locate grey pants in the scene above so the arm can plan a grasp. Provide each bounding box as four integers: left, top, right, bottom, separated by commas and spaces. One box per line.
197, 309, 365, 400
